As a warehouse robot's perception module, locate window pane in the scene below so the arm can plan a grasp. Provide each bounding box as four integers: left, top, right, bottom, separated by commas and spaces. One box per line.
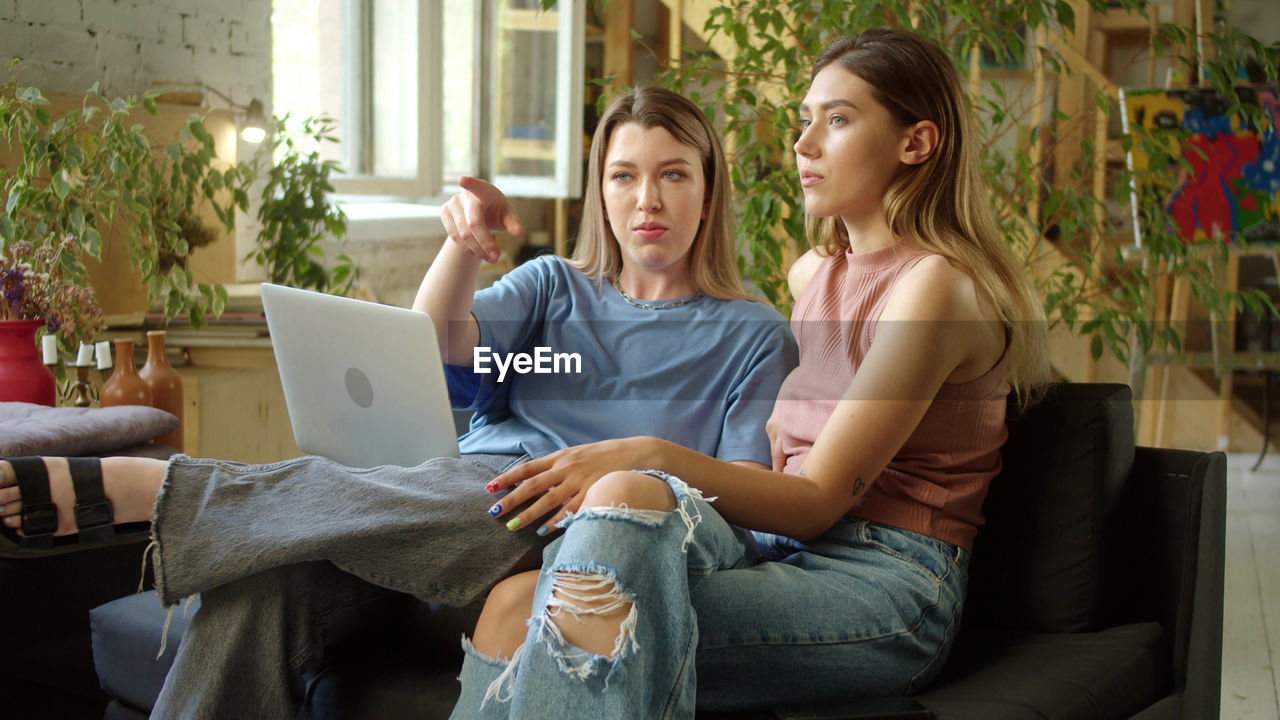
271, 0, 357, 171
275, 0, 422, 183
490, 0, 559, 180
442, 0, 477, 181
371, 0, 417, 178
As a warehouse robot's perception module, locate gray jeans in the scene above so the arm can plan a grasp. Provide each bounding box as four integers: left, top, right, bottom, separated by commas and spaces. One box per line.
149, 453, 544, 720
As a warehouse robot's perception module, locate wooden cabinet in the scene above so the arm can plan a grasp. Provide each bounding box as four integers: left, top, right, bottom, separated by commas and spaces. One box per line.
178, 352, 301, 464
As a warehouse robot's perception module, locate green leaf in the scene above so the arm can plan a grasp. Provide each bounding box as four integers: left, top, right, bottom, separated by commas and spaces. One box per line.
189, 119, 214, 147
50, 168, 71, 200
82, 226, 102, 256
16, 86, 45, 103
165, 289, 184, 318
64, 143, 85, 168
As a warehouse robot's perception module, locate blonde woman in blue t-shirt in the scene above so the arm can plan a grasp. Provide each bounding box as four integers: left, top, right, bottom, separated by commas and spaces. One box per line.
0, 86, 795, 720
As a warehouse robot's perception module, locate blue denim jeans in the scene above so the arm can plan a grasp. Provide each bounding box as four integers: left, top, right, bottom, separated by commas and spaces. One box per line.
149, 452, 545, 720
451, 472, 968, 719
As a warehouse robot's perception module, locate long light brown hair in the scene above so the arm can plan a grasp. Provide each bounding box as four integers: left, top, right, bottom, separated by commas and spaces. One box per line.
806, 29, 1050, 401
570, 86, 752, 301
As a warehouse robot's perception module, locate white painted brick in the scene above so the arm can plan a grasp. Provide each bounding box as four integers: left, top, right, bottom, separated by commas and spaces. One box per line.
32, 24, 96, 67
97, 31, 142, 94
228, 19, 248, 56
189, 12, 223, 49
81, 0, 144, 36
15, 0, 55, 26
27, 57, 101, 94
176, 10, 191, 45
96, 29, 140, 66
154, 13, 182, 45
195, 62, 240, 94
0, 21, 32, 59
140, 39, 196, 85
164, 0, 197, 16
49, 0, 83, 27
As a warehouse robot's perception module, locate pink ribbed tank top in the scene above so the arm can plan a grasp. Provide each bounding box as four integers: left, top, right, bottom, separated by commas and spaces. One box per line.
774, 242, 1010, 551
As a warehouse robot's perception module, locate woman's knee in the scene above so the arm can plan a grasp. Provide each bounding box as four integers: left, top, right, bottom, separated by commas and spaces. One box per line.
580, 471, 675, 512
472, 571, 539, 660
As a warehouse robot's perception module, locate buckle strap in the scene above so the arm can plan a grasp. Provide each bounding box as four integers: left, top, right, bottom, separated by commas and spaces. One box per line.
10, 457, 56, 549
68, 457, 114, 543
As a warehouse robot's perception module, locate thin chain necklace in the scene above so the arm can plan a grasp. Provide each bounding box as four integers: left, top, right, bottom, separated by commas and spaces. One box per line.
610, 277, 703, 311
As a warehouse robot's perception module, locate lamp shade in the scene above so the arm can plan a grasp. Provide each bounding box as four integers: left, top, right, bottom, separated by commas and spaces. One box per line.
241, 98, 267, 143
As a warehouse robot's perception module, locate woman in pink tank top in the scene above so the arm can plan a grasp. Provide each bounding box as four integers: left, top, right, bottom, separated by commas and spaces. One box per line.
452, 28, 1053, 720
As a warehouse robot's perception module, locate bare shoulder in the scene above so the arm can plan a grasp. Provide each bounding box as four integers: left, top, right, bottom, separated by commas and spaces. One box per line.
881, 254, 1005, 381
881, 255, 991, 323
787, 248, 825, 300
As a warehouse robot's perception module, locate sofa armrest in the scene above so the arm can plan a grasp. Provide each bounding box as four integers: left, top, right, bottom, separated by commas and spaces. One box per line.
1107, 446, 1226, 720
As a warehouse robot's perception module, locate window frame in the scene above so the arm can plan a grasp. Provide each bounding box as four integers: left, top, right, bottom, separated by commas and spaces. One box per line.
487, 0, 584, 200
327, 0, 441, 199
285, 0, 582, 204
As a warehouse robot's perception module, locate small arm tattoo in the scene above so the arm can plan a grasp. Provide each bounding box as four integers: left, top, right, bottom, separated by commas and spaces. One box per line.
851, 477, 866, 497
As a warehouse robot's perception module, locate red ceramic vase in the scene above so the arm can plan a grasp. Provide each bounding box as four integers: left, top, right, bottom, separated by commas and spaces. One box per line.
0, 319, 57, 406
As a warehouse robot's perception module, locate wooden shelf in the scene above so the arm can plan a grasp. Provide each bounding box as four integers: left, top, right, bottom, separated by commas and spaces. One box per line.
500, 7, 558, 32
498, 137, 556, 161
1094, 7, 1156, 35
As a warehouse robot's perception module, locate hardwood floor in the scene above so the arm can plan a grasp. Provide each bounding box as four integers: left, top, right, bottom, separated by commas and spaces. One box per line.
1223, 453, 1280, 719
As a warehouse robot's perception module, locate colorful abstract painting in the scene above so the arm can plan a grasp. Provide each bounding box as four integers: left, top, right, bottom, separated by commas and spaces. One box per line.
1120, 86, 1280, 245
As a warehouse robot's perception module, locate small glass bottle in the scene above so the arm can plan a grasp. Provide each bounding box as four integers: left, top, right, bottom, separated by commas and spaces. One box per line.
99, 338, 153, 408
139, 330, 184, 451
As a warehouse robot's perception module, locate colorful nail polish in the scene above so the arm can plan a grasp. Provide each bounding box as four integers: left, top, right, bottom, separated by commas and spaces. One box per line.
536, 525, 550, 537
506, 517, 522, 531
487, 503, 502, 517
485, 482, 499, 493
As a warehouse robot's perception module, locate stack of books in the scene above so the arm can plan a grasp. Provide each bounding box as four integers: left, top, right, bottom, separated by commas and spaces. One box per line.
100, 284, 272, 365
146, 283, 270, 349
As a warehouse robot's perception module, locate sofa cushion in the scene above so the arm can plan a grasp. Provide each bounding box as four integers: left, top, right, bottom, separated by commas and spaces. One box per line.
0, 402, 178, 457
91, 591, 198, 712
917, 622, 1170, 720
964, 383, 1135, 632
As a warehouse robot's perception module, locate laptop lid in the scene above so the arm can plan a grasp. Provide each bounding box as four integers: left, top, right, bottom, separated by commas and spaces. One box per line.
260, 283, 460, 468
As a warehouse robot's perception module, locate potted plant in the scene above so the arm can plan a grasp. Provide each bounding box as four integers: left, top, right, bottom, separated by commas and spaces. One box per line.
244, 113, 357, 295
0, 62, 246, 358
0, 62, 359, 406
0, 235, 102, 403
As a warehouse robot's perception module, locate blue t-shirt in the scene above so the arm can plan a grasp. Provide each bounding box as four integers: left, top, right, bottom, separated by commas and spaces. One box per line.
446, 256, 797, 465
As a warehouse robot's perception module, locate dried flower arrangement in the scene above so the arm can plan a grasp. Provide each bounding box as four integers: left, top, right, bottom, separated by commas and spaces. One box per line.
0, 237, 104, 342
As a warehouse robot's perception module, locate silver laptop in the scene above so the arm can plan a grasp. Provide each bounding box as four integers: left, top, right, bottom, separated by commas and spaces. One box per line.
260, 283, 460, 467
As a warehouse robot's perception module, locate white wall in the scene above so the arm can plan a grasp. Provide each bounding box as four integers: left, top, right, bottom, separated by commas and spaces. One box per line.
1225, 0, 1280, 44
0, 0, 269, 112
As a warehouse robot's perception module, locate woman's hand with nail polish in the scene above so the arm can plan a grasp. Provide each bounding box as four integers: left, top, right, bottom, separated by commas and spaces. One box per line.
482, 437, 657, 533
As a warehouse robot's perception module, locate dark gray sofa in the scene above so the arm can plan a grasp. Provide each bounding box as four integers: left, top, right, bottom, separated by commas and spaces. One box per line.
88, 383, 1227, 720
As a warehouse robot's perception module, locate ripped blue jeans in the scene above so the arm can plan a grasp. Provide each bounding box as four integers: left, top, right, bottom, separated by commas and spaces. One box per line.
450, 471, 969, 720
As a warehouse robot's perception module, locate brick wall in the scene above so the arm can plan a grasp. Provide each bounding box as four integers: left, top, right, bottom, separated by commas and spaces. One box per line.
0, 0, 269, 111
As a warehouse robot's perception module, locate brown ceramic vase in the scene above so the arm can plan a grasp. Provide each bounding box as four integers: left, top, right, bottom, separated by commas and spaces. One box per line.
99, 338, 153, 408
139, 330, 184, 451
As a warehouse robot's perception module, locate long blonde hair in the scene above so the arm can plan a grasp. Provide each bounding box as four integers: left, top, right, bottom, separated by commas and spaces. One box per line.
569, 86, 752, 301
806, 29, 1050, 401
